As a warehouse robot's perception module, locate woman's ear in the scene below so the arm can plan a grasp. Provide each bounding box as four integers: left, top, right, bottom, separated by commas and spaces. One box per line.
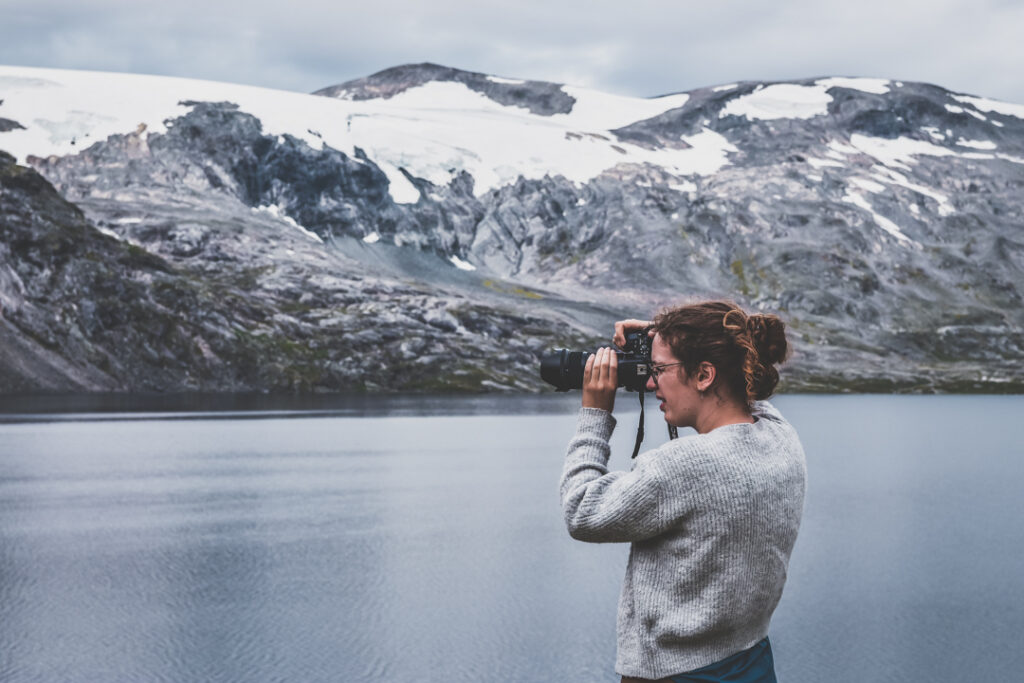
695, 361, 716, 392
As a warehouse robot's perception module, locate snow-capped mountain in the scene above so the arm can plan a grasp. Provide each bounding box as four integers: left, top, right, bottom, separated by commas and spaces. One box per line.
0, 65, 715, 200
1, 63, 1021, 392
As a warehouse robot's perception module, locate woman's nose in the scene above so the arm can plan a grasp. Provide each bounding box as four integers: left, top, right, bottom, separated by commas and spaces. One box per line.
646, 375, 656, 392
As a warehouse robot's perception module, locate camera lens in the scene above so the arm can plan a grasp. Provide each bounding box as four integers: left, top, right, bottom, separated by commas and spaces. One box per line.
539, 349, 589, 391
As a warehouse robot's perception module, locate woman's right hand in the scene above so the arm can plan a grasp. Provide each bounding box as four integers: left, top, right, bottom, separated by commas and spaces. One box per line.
582, 347, 618, 413
613, 319, 654, 349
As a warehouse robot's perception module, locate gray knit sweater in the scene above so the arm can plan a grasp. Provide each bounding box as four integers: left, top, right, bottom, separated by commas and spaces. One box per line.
560, 401, 806, 679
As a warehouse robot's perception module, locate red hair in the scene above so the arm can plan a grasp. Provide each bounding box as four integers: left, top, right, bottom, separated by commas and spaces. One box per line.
652, 301, 789, 409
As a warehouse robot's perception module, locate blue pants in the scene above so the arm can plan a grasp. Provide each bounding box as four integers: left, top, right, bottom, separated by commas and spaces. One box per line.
669, 637, 777, 683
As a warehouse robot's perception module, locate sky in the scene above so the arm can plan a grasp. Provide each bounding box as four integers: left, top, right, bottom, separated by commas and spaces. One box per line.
2, 0, 1024, 104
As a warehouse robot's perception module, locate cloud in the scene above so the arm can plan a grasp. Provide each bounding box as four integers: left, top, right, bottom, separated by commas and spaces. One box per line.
1, 0, 1023, 103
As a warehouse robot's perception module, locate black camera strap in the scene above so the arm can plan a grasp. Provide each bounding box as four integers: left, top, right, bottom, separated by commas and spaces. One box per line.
631, 391, 679, 459
631, 391, 645, 459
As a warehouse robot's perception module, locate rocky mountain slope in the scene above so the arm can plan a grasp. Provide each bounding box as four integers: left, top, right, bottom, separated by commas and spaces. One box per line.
0, 149, 595, 392
1, 64, 1022, 393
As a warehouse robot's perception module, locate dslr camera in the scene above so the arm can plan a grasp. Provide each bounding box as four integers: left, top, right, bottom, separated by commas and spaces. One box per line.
539, 331, 653, 393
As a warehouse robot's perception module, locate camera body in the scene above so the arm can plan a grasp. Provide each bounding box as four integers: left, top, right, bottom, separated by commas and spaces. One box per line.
539, 331, 652, 393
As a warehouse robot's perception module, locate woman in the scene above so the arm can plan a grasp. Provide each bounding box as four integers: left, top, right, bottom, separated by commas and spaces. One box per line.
560, 301, 806, 683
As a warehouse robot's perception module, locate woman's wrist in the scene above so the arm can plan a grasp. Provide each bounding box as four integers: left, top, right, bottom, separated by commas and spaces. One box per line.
581, 391, 615, 412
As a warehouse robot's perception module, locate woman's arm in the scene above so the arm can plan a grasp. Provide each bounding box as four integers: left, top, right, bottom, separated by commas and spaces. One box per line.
561, 350, 685, 544
560, 333, 683, 544
559, 415, 679, 543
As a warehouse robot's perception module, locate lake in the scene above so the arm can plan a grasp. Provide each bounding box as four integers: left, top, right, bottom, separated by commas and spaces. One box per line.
1, 394, 1022, 682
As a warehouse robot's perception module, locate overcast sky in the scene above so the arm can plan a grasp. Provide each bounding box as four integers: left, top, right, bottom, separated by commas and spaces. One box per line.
3, 0, 1023, 103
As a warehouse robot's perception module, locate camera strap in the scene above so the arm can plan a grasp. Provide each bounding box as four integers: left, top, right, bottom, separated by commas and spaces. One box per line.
631, 392, 679, 459
631, 391, 645, 459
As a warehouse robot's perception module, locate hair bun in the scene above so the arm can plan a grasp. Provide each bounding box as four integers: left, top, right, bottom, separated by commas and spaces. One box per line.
656, 300, 790, 408
747, 314, 789, 366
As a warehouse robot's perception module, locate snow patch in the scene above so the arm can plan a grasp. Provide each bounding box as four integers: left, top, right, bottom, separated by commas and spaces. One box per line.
951, 94, 1024, 119
816, 77, 890, 94
870, 166, 953, 216
712, 83, 737, 92
719, 84, 832, 120
944, 104, 987, 121
95, 225, 122, 240
449, 255, 476, 271
384, 80, 534, 114
377, 161, 421, 203
847, 133, 1023, 171
486, 76, 526, 85
0, 66, 341, 162
362, 231, 380, 243
666, 127, 739, 175
670, 180, 697, 193
551, 85, 689, 130
848, 134, 956, 170
850, 177, 886, 194
828, 141, 860, 156
841, 191, 916, 245
956, 138, 997, 150
808, 157, 844, 169
253, 204, 324, 243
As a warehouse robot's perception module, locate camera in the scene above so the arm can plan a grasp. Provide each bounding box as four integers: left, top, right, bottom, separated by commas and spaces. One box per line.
539, 331, 653, 393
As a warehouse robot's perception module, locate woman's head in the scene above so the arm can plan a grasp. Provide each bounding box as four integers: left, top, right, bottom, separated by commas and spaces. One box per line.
650, 301, 789, 412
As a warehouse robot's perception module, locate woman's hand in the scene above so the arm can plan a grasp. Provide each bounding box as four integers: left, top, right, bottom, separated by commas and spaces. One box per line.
613, 319, 654, 349
582, 347, 618, 413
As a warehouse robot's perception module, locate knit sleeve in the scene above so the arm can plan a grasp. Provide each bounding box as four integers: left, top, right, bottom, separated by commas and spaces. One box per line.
559, 407, 685, 543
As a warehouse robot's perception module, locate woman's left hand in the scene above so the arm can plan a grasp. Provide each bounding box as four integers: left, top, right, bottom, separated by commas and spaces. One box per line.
582, 347, 618, 413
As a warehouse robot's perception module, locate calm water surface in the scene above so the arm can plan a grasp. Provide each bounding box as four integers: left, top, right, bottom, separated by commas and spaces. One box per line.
1, 394, 1022, 682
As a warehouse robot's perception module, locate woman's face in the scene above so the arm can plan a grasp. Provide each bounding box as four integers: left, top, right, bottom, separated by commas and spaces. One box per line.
646, 333, 703, 429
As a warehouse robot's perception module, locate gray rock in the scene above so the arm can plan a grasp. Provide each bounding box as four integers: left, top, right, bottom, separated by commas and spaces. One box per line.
4, 70, 1024, 394
314, 63, 576, 116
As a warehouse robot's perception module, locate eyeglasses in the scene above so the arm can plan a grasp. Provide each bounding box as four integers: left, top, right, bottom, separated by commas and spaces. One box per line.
649, 361, 685, 388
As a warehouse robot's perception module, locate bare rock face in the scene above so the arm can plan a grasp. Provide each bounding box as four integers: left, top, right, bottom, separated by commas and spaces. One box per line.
314, 63, 576, 116
2, 66, 1023, 393
0, 149, 602, 393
